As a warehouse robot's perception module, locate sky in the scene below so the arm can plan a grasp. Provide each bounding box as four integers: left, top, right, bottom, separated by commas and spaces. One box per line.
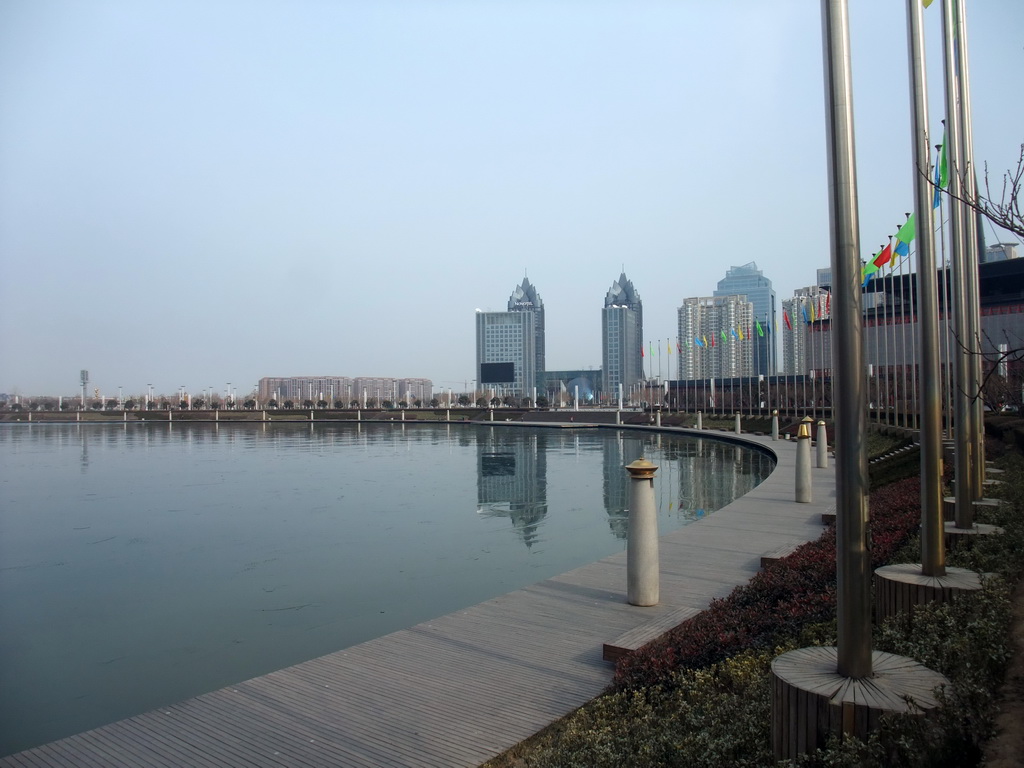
1, 0, 1022, 399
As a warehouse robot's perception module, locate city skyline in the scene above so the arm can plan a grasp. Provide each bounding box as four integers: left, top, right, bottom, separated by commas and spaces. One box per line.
2, 1, 1021, 396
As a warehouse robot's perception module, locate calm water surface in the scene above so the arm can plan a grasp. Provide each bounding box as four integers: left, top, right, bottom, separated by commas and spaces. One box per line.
0, 422, 773, 756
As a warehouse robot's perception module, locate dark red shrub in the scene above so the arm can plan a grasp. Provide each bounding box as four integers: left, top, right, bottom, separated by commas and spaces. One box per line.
613, 475, 922, 691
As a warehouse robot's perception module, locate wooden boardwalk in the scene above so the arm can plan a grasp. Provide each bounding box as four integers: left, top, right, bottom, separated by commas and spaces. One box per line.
1, 428, 836, 768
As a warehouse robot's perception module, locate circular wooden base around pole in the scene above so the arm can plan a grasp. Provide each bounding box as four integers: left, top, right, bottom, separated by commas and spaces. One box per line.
944, 521, 1005, 551
942, 496, 1004, 523
771, 647, 948, 760
874, 563, 983, 624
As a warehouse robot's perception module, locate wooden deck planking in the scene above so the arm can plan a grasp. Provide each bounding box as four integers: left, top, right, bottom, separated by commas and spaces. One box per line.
2, 430, 836, 768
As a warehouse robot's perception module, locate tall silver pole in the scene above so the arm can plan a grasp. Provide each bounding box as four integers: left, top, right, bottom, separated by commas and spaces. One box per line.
956, 0, 985, 497
942, 0, 975, 526
907, 0, 945, 577
821, 0, 872, 679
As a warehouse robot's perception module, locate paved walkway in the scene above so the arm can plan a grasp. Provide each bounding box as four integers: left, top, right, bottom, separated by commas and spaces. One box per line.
1, 426, 836, 768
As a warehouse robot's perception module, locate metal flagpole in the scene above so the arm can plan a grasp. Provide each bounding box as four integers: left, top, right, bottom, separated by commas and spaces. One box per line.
956, 0, 985, 496
822, 0, 872, 679
937, 145, 954, 438
908, 241, 920, 430
897, 220, 910, 428
942, 0, 976, 524
907, 0, 945, 576
881, 245, 892, 424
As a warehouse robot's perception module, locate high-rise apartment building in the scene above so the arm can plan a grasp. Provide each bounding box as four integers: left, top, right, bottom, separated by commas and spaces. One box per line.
714, 262, 776, 375
781, 286, 830, 375
677, 295, 754, 380
601, 272, 643, 401
507, 277, 545, 391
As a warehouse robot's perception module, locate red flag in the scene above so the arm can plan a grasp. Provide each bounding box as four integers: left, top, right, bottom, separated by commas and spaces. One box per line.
641, 345, 644, 358
825, 292, 831, 315
873, 243, 893, 269
783, 310, 793, 330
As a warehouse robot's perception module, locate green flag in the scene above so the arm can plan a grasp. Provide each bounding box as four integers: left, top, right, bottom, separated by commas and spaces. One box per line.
896, 214, 916, 243
938, 135, 949, 189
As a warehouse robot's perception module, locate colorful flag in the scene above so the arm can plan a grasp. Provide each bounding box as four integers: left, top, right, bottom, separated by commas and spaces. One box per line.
710, 335, 716, 348
783, 310, 793, 331
825, 292, 831, 315
738, 327, 744, 340
730, 328, 737, 340
641, 344, 644, 358
756, 320, 764, 337
894, 239, 910, 259
667, 339, 672, 354
862, 259, 880, 285
938, 133, 948, 188
802, 306, 811, 324
873, 242, 893, 269
810, 303, 817, 323
933, 154, 943, 208
896, 214, 916, 244
720, 330, 727, 342
694, 336, 704, 348
702, 334, 708, 347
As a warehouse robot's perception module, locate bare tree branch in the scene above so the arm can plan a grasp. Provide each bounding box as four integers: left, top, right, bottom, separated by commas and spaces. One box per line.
927, 143, 1024, 239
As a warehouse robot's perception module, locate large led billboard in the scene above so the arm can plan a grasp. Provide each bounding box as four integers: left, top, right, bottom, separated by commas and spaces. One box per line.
480, 362, 515, 384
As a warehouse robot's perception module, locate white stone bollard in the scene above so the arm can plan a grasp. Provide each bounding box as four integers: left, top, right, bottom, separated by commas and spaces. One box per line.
357, 409, 361, 421
816, 420, 828, 468
626, 458, 660, 606
616, 410, 621, 425
696, 411, 703, 430
489, 409, 494, 422
734, 412, 742, 434
771, 410, 779, 441
655, 411, 661, 427
446, 409, 450, 422
796, 417, 813, 503
401, 410, 405, 421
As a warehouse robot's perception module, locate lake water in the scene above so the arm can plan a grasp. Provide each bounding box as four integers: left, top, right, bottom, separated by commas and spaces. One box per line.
0, 421, 773, 756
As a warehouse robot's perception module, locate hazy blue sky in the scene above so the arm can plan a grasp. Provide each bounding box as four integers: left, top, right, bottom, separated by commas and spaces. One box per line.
2, 0, 1021, 398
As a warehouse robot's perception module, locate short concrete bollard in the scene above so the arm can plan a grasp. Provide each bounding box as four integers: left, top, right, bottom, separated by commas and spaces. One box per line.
401, 410, 405, 421
616, 410, 621, 425
795, 417, 812, 503
816, 420, 828, 468
771, 410, 779, 441
489, 409, 493, 422
626, 458, 660, 606
445, 409, 450, 422
357, 409, 361, 421
734, 412, 741, 434
655, 411, 661, 427
696, 411, 703, 430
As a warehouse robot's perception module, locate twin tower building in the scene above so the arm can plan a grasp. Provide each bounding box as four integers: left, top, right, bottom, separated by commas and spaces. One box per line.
476, 263, 778, 405
475, 273, 643, 404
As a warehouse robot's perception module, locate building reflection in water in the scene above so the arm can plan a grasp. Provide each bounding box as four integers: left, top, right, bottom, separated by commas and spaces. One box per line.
602, 434, 644, 538
476, 428, 548, 548
602, 434, 775, 539
671, 438, 773, 521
